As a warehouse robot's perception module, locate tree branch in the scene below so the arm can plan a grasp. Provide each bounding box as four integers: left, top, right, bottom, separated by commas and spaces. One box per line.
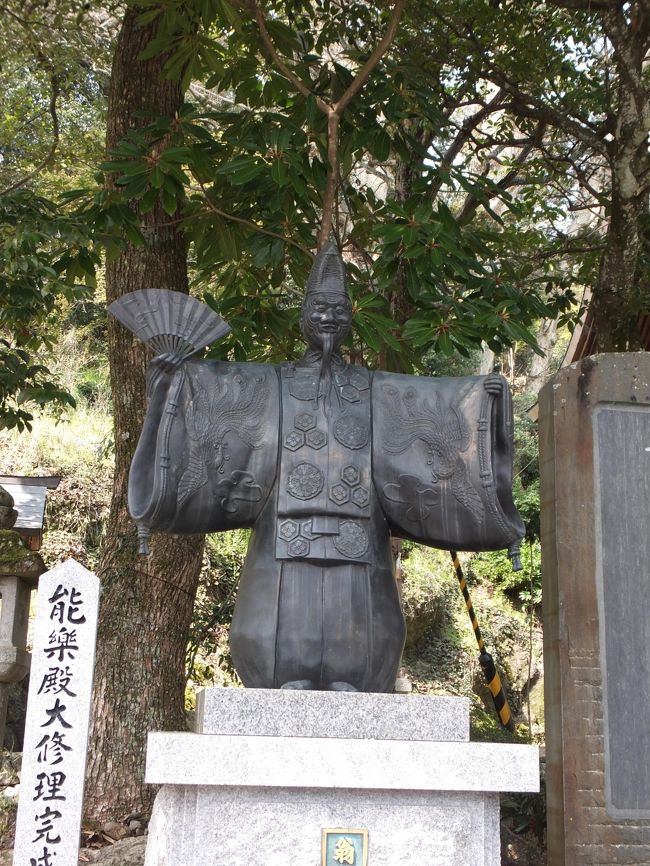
317, 1, 405, 248
193, 182, 313, 259
547, 0, 618, 10
504, 92, 609, 156
237, 1, 405, 250
429, 88, 506, 199
245, 0, 330, 115
458, 121, 546, 224
334, 0, 406, 115
1, 74, 60, 195
317, 112, 341, 250
430, 6, 610, 156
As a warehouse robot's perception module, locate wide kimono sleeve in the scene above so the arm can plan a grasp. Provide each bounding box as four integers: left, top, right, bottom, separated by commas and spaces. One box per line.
128, 358, 280, 538
372, 371, 524, 554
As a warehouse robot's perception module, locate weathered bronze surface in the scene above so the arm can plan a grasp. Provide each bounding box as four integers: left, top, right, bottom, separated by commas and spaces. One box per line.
110, 245, 524, 693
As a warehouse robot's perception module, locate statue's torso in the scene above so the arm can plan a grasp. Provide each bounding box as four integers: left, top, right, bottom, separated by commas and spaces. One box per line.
276, 362, 374, 564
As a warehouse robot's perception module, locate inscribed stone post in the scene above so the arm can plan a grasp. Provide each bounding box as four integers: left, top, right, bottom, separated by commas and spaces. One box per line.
540, 353, 650, 866
13, 559, 100, 866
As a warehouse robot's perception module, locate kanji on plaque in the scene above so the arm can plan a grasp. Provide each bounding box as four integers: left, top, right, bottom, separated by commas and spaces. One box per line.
322, 829, 368, 866
334, 837, 356, 864
13, 560, 100, 866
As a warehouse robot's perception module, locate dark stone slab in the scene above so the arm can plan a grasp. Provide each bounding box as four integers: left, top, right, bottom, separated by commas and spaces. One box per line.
595, 406, 650, 817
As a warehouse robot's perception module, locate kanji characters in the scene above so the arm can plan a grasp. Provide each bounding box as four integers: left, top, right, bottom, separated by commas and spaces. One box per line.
44, 629, 78, 662
333, 837, 355, 864
32, 806, 62, 844
35, 732, 72, 765
37, 666, 76, 698
33, 771, 67, 802
48, 584, 86, 625
41, 698, 72, 730
30, 847, 56, 866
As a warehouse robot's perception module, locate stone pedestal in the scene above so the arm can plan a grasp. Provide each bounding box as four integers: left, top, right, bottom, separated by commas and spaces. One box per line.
540, 353, 650, 866
144, 689, 538, 866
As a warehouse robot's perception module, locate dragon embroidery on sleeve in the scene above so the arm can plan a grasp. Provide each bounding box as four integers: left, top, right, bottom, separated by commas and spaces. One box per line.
178, 372, 269, 508
381, 384, 484, 524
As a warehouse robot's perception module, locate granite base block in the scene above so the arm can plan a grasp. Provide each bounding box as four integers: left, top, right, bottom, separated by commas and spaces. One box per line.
146, 732, 539, 793
146, 786, 500, 866
144, 689, 538, 866
196, 686, 469, 741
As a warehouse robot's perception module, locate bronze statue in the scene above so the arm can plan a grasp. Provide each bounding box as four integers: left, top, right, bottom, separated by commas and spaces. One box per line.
109, 245, 524, 693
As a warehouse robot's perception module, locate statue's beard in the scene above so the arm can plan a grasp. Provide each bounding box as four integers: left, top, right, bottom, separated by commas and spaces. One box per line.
318, 332, 334, 400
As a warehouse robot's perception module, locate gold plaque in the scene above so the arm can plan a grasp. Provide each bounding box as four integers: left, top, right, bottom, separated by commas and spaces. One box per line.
322, 828, 369, 866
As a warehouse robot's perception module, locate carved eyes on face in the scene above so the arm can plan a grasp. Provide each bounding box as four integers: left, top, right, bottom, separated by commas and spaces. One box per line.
308, 303, 351, 334
311, 302, 349, 317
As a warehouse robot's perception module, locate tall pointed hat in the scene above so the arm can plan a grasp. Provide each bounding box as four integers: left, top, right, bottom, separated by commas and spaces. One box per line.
304, 243, 350, 301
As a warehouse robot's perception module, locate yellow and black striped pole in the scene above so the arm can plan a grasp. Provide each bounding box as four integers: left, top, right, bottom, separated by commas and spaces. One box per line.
450, 550, 515, 732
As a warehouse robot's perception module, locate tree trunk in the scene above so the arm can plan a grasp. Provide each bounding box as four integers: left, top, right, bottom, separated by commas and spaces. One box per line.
591, 188, 647, 352
85, 8, 204, 822
591, 6, 649, 352
383, 125, 422, 371
477, 347, 495, 376
526, 318, 558, 395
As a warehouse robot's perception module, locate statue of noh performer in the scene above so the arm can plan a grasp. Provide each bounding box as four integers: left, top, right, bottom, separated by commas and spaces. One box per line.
109, 244, 524, 693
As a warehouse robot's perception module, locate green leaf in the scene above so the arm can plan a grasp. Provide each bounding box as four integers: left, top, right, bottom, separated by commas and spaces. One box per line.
305, 94, 318, 129
270, 158, 288, 187
150, 165, 165, 188
371, 128, 391, 162
161, 187, 178, 216
217, 0, 244, 30
160, 146, 192, 163
139, 187, 160, 214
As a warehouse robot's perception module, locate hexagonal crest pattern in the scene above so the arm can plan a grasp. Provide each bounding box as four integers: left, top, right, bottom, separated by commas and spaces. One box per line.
349, 371, 369, 391
339, 385, 360, 403
294, 412, 316, 431
351, 486, 370, 507
341, 465, 361, 487
300, 520, 315, 539
279, 519, 299, 541
306, 429, 327, 449
329, 483, 350, 505
288, 537, 310, 557
284, 430, 305, 451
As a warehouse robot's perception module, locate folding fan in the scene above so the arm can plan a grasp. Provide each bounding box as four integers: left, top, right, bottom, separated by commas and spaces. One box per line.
108, 289, 230, 362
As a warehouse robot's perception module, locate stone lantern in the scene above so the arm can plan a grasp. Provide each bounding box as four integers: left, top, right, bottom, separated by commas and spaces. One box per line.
0, 484, 45, 746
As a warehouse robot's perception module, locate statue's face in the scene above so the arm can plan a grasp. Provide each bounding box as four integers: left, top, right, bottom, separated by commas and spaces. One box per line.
301, 292, 352, 350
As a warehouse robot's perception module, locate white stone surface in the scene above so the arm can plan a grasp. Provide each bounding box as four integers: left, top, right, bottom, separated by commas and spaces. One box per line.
13, 559, 100, 866
146, 686, 538, 866
197, 687, 469, 741
145, 786, 501, 866
146, 731, 539, 793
